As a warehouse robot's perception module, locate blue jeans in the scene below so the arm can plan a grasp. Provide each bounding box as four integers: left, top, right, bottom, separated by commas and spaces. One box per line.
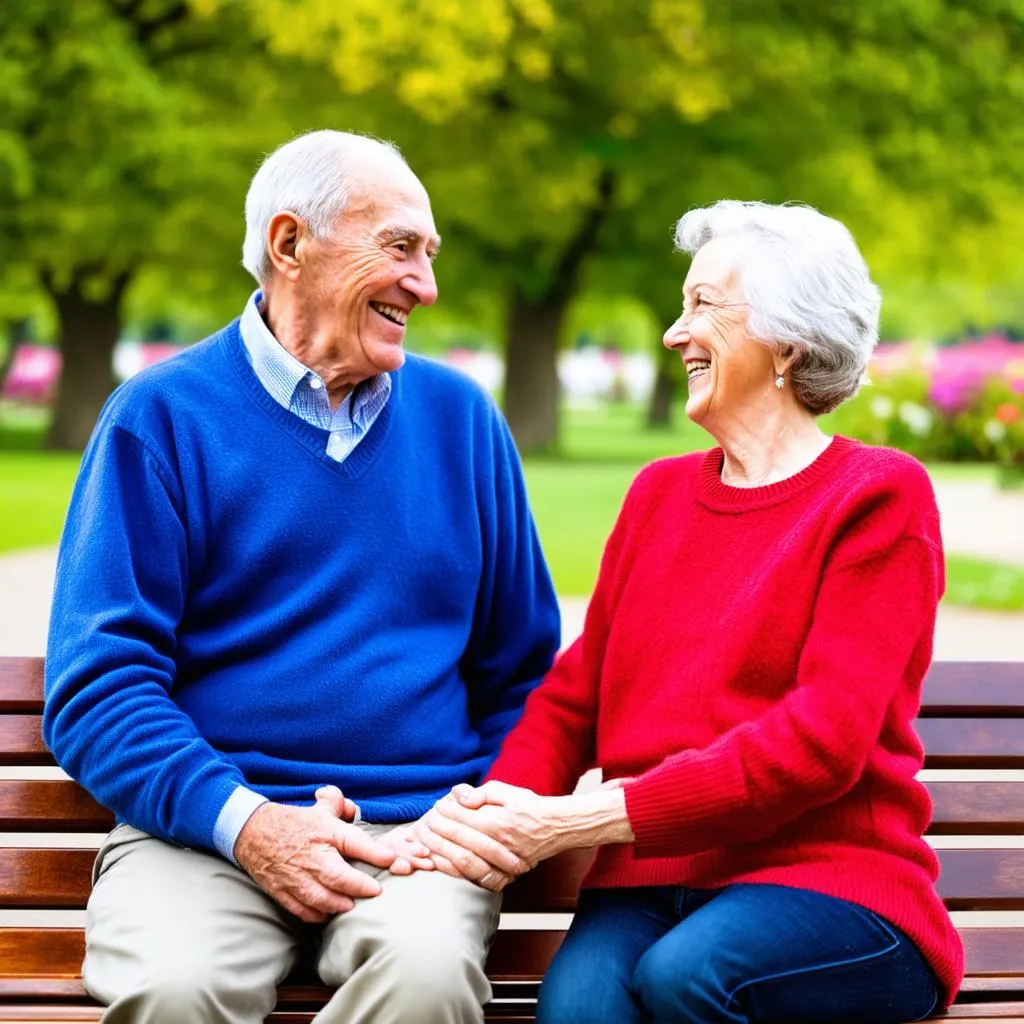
536, 884, 940, 1024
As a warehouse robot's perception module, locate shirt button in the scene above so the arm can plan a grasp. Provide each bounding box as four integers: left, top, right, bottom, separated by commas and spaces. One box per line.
309, 377, 323, 390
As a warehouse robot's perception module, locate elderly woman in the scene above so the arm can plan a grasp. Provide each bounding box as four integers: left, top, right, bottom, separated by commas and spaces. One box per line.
414, 200, 963, 1024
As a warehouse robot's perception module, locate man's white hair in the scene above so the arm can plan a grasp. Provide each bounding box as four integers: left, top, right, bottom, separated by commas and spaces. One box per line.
242, 130, 407, 286
674, 201, 881, 415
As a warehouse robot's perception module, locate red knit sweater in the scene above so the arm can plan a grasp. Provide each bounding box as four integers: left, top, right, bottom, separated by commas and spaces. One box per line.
489, 436, 963, 1006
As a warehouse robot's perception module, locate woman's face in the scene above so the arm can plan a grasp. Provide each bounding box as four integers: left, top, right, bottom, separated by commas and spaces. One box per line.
663, 238, 777, 430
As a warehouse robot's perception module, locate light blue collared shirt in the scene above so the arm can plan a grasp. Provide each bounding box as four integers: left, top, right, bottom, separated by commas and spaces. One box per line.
211, 291, 386, 862
239, 289, 392, 461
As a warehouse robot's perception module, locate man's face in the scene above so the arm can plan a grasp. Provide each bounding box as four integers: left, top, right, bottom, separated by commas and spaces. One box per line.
298, 160, 440, 379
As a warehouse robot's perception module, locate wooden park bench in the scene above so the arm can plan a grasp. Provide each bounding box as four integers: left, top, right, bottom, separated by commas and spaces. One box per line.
2, 656, 1024, 1021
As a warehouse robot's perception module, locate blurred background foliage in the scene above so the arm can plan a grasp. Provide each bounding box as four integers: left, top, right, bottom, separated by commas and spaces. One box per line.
2, 0, 1024, 453
1, 0, 1024, 611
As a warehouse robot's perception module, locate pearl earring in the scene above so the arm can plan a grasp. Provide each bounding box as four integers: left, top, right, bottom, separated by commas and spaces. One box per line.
775, 374, 785, 390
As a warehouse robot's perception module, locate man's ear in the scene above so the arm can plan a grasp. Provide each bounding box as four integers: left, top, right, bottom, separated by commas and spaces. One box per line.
266, 212, 304, 281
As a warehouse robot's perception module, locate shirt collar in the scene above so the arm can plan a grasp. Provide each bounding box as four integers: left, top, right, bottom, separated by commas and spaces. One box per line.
239, 290, 311, 410
239, 289, 393, 419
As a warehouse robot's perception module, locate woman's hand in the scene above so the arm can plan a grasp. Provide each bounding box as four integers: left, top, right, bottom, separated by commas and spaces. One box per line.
407, 787, 532, 892
424, 782, 568, 885
416, 780, 635, 892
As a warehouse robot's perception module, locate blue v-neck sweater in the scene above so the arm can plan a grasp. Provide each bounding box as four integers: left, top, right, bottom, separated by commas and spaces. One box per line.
43, 321, 560, 853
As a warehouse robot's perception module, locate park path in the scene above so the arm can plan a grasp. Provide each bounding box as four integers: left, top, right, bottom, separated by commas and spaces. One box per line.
932, 481, 1024, 568
1, 480, 1022, 659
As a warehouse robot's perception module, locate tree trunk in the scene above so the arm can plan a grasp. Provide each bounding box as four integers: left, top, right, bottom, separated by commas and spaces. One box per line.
647, 344, 678, 427
0, 319, 26, 400
501, 170, 616, 454
503, 287, 567, 455
45, 276, 127, 451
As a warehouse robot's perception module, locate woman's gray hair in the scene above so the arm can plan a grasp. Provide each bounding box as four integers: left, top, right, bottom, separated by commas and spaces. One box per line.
242, 130, 406, 286
674, 201, 881, 415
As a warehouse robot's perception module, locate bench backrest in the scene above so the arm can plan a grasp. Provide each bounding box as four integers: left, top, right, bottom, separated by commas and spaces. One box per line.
2, 657, 1024, 1002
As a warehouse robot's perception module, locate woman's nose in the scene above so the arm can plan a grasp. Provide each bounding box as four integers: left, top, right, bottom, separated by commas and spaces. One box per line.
663, 314, 689, 350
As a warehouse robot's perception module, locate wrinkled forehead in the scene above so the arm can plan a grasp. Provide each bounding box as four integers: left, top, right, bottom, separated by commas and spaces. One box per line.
683, 237, 745, 298
343, 161, 438, 237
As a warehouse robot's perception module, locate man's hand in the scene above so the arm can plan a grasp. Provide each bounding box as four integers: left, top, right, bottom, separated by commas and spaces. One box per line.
310, 788, 431, 875
313, 784, 360, 823
234, 790, 405, 923
376, 822, 437, 873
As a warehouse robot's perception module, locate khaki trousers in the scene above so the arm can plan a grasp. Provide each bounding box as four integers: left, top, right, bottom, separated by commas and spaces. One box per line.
83, 824, 501, 1024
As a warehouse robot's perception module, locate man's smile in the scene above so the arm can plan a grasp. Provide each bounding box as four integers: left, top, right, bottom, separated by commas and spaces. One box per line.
369, 301, 408, 326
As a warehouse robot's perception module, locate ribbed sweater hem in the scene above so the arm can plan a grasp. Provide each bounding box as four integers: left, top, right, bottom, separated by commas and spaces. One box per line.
582, 847, 963, 1010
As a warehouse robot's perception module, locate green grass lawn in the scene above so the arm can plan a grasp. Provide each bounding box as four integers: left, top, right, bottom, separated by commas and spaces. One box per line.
944, 554, 1024, 613
0, 450, 81, 553
2, 401, 1021, 610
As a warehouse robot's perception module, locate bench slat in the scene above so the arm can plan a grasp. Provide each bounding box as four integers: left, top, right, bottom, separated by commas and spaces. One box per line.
0, 781, 112, 831
931, 782, 1024, 835
0, 850, 94, 907
937, 850, 1024, 909
943, 1009, 1024, 1021
1, 846, 1019, 913
0, 927, 565, 984
7, 846, 1024, 913
0, 660, 44, 712
0, 716, 49, 765
1, 776, 1020, 836
4, 888, 1024, 966
0, 777, 1020, 837
920, 663, 1024, 717
5, 719, 1024, 769
918, 720, 1024, 768
3, 661, 1022, 717
0, 930, 83, 979
964, 929, 1024, 978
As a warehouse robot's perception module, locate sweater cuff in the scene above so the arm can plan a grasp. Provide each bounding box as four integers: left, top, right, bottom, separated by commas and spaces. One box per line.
485, 758, 566, 797
212, 786, 268, 864
624, 754, 743, 859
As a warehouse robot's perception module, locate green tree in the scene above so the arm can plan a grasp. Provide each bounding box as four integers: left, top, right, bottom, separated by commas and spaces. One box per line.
0, 0, 307, 449
249, 0, 1024, 451
6, 0, 1024, 453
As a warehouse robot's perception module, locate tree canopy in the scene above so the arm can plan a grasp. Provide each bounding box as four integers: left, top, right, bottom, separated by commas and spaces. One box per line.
2, 0, 1023, 449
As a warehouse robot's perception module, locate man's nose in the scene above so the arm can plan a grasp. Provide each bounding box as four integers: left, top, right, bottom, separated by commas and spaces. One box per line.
404, 258, 438, 308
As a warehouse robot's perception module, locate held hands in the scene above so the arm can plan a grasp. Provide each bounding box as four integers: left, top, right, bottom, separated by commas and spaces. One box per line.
233, 785, 408, 924
414, 781, 569, 892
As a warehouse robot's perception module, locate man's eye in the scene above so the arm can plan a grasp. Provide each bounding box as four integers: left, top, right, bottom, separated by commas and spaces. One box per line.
394, 241, 409, 254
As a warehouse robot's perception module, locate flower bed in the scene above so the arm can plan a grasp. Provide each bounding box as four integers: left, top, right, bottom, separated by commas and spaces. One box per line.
824, 336, 1024, 475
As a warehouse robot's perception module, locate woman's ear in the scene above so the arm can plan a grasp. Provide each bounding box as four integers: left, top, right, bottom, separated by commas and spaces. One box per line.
774, 342, 800, 378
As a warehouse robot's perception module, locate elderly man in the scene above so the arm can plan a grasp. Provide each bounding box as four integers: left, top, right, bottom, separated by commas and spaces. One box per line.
43, 130, 560, 1024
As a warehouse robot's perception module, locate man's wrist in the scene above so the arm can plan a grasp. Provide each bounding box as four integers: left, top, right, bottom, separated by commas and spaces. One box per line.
213, 786, 269, 864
